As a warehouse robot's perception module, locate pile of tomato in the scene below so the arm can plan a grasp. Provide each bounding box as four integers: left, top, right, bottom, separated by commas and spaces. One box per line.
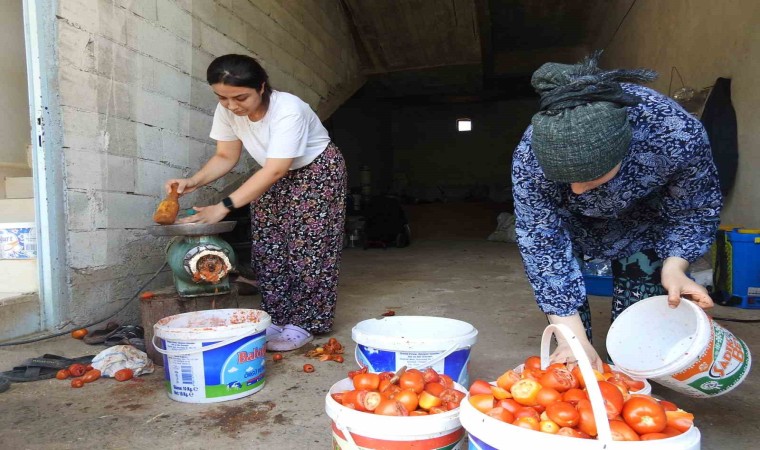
468, 356, 695, 441
330, 367, 466, 416
56, 363, 133, 388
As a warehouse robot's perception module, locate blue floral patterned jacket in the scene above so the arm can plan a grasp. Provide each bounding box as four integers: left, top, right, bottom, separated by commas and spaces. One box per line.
512, 84, 722, 316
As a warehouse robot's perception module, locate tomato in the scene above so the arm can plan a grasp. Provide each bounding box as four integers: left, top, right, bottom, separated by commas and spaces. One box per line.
496, 370, 521, 390
303, 364, 315, 373
409, 410, 428, 416
512, 416, 540, 431
539, 420, 559, 434
598, 381, 625, 419
539, 366, 577, 393
562, 388, 586, 405
490, 385, 511, 400
557, 427, 586, 439
68, 364, 86, 377
510, 379, 542, 406
444, 401, 460, 411
82, 369, 101, 383
394, 390, 419, 412
114, 368, 133, 382
469, 394, 495, 414
438, 374, 454, 389
439, 388, 466, 405
469, 379, 493, 396
496, 398, 522, 416
378, 371, 394, 381
521, 367, 545, 382
545, 401, 579, 427
602, 362, 612, 373
353, 373, 380, 391
416, 390, 441, 410
55, 369, 71, 380
524, 355, 542, 370
641, 432, 669, 440
381, 384, 402, 399
661, 426, 683, 437
665, 410, 694, 432
374, 399, 409, 416
513, 407, 540, 421
348, 366, 368, 379
571, 365, 604, 388
530, 404, 546, 414
429, 406, 448, 414
352, 391, 382, 412
485, 406, 514, 423
536, 387, 562, 407
659, 400, 678, 412
610, 371, 646, 392
422, 368, 440, 384
609, 420, 640, 441
70, 328, 88, 339
70, 378, 84, 388
576, 399, 598, 437
331, 392, 345, 403
424, 382, 445, 397
622, 395, 667, 434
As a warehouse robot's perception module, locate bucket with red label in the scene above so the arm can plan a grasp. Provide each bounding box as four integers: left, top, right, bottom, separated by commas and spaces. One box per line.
606, 295, 751, 397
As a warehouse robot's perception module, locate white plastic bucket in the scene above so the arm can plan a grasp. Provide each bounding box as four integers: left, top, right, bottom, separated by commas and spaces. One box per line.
352, 316, 478, 387
325, 377, 467, 449
607, 295, 751, 397
459, 324, 701, 449
153, 309, 271, 403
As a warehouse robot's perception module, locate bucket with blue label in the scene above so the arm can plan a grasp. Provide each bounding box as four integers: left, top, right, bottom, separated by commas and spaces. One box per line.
352, 316, 478, 387
153, 309, 271, 403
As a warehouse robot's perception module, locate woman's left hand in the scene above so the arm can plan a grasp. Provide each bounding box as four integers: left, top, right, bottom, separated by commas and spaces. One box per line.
661, 256, 714, 310
176, 203, 229, 225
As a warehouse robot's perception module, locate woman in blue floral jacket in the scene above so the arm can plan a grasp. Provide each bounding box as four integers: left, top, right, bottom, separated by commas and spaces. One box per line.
512, 55, 721, 367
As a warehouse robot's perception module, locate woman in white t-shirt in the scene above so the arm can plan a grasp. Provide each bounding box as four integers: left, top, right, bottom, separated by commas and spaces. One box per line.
165, 54, 347, 351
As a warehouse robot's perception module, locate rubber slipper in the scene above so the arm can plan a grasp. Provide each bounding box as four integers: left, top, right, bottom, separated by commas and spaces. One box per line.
1, 354, 95, 382
103, 325, 145, 347
0, 376, 10, 393
82, 321, 120, 345
265, 324, 285, 342
266, 324, 313, 352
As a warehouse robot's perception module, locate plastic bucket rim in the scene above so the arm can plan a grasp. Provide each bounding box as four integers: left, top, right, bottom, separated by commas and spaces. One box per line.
351, 315, 478, 351
606, 296, 712, 378
154, 309, 271, 342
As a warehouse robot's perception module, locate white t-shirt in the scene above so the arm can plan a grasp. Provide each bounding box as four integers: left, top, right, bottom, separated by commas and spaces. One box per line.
209, 91, 330, 169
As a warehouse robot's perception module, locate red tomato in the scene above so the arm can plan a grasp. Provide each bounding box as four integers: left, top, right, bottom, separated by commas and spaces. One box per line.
374, 399, 409, 416
353, 373, 380, 391
422, 368, 440, 384
641, 432, 669, 440
496, 369, 521, 390
114, 368, 133, 382
602, 362, 612, 373
331, 392, 345, 404
622, 396, 667, 434
439, 388, 466, 405
490, 385, 512, 400
513, 407, 540, 421
539, 366, 577, 393
610, 371, 646, 392
469, 394, 495, 414
71, 328, 88, 339
56, 369, 71, 380
429, 406, 448, 414
665, 410, 694, 432
545, 401, 579, 427
424, 382, 445, 397
82, 369, 101, 383
68, 364, 86, 377
659, 400, 679, 412
303, 364, 315, 373
409, 410, 428, 416
661, 426, 683, 437
524, 356, 542, 370
496, 398, 522, 416
576, 399, 598, 437
571, 365, 603, 389
510, 379, 542, 406
469, 379, 493, 396
512, 416, 540, 431
348, 366, 368, 379
598, 381, 625, 419
536, 387, 562, 407
394, 390, 419, 412
539, 420, 560, 434
609, 420, 640, 441
562, 388, 587, 405
485, 406, 514, 423
438, 374, 454, 389
70, 378, 84, 388
418, 390, 443, 410
556, 427, 587, 439
381, 384, 402, 399
521, 367, 545, 382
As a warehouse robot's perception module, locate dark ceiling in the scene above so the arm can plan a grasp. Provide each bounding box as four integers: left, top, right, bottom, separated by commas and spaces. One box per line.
340, 0, 629, 102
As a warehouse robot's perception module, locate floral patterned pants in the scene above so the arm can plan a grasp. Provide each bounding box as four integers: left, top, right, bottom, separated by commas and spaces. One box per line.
579, 249, 666, 342
250, 143, 346, 334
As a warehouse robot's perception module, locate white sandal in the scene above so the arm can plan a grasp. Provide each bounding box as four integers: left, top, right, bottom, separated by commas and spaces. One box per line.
266, 324, 313, 351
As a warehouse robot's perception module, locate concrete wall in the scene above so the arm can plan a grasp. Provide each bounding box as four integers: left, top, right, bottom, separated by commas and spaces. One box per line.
599, 0, 760, 227
0, 0, 32, 195
54, 0, 363, 325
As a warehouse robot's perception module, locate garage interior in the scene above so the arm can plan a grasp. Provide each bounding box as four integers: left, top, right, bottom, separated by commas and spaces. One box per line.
1, 1, 759, 448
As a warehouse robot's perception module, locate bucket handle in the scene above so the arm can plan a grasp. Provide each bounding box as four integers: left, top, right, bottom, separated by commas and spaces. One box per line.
333, 408, 361, 450
353, 340, 465, 372
152, 329, 260, 356
540, 324, 614, 443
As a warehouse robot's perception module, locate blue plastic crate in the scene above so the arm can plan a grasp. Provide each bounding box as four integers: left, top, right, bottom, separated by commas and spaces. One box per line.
725, 229, 760, 309
583, 274, 613, 297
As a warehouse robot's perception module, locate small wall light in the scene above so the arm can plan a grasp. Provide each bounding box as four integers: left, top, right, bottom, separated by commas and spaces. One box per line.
457, 118, 472, 132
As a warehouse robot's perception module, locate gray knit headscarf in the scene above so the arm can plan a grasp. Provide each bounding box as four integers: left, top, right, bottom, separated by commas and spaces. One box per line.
531, 52, 657, 183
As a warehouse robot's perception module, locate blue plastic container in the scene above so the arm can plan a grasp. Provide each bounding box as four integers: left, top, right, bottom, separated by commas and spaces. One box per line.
726, 229, 760, 309
584, 274, 613, 297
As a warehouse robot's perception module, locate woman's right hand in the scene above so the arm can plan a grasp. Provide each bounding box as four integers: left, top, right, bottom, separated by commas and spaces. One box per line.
164, 178, 198, 196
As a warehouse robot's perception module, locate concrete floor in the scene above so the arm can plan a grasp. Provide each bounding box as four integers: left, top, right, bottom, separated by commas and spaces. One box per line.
2, 221, 760, 449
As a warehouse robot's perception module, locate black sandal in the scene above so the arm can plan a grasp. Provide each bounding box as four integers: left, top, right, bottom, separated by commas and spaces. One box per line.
103, 325, 146, 352
1, 354, 95, 382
